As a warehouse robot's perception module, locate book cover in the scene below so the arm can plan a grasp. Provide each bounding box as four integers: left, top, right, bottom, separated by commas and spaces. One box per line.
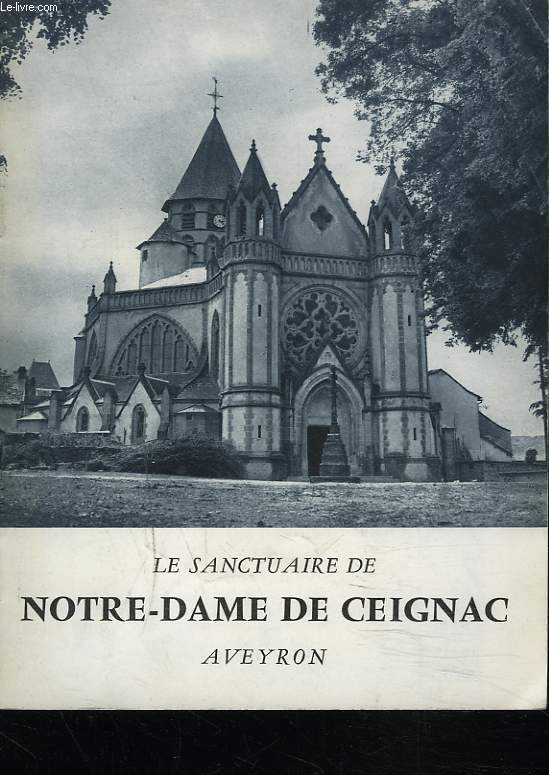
0, 0, 547, 771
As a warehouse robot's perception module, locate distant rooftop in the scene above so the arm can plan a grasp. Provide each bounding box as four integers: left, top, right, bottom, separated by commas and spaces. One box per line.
28, 361, 59, 390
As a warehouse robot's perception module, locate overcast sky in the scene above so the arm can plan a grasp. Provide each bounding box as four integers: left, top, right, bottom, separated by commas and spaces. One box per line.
0, 0, 543, 435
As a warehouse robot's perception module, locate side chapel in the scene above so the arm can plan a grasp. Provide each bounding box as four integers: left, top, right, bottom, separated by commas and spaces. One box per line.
47, 95, 444, 481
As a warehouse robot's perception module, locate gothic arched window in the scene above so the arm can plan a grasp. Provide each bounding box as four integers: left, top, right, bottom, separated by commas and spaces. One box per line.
112, 316, 198, 376
76, 406, 89, 432
181, 204, 195, 230
255, 205, 265, 236
383, 220, 393, 251
87, 331, 98, 366
131, 405, 146, 444
210, 311, 220, 379
237, 203, 247, 236
150, 321, 162, 373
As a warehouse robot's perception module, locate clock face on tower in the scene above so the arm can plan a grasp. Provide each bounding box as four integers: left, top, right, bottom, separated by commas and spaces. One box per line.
213, 214, 226, 229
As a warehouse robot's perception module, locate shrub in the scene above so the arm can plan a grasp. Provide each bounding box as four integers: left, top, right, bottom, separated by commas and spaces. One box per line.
109, 438, 244, 479
4, 440, 56, 468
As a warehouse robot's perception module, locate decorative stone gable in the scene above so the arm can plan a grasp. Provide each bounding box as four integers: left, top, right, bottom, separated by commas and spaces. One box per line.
281, 164, 366, 257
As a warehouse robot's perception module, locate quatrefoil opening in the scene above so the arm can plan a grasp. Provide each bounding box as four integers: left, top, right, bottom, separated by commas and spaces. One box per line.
310, 205, 334, 232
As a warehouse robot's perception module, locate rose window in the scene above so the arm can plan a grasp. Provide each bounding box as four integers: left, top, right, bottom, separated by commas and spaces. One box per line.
283, 290, 359, 373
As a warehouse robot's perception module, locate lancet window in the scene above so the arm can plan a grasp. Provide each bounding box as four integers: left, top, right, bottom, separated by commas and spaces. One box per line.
76, 406, 89, 432
383, 220, 393, 250
255, 205, 265, 236
131, 405, 146, 444
87, 331, 98, 366
237, 202, 247, 236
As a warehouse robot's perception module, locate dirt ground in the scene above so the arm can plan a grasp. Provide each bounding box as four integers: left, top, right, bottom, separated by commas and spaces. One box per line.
0, 470, 545, 527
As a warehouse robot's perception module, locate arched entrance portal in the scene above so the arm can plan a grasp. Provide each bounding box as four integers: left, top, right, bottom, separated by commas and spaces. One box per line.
293, 366, 366, 477
303, 384, 352, 476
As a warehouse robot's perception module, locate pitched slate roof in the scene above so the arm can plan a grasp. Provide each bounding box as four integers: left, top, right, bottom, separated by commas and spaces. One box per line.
163, 116, 241, 209
428, 369, 482, 402
17, 410, 47, 422
281, 162, 366, 235
28, 361, 59, 390
478, 411, 512, 455
175, 403, 219, 414
175, 373, 220, 402
137, 219, 189, 249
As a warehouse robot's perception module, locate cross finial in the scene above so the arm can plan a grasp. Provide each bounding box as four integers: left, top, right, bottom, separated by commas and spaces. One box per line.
308, 127, 330, 163
207, 77, 223, 117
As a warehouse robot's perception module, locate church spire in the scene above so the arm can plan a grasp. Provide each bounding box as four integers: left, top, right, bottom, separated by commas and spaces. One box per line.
162, 111, 240, 210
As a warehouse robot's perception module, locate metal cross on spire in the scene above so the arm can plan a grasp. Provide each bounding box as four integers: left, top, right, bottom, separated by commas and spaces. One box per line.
207, 77, 223, 117
308, 127, 330, 163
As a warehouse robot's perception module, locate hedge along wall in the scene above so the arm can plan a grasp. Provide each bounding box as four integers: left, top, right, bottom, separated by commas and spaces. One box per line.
1, 431, 122, 467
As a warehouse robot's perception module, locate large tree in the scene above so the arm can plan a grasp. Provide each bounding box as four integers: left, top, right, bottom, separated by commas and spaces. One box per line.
314, 1, 547, 374
1, 0, 112, 167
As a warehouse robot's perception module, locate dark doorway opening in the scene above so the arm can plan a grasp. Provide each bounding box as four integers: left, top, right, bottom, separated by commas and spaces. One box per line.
307, 425, 329, 476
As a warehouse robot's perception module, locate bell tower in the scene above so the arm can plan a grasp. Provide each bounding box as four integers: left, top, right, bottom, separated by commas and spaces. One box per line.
137, 82, 241, 288
368, 161, 439, 480
221, 140, 285, 479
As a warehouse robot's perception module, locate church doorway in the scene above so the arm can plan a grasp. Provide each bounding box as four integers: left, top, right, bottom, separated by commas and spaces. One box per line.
307, 425, 329, 476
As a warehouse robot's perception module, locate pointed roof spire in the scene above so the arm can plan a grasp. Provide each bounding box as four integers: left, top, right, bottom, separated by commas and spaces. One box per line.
87, 284, 97, 311
162, 114, 240, 210
236, 139, 273, 202
103, 261, 117, 294
377, 158, 411, 213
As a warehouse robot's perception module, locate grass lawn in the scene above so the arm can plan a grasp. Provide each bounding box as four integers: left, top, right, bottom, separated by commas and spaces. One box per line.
0, 471, 545, 527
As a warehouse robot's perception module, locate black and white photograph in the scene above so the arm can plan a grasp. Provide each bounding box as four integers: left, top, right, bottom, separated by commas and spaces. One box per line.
0, 0, 547, 771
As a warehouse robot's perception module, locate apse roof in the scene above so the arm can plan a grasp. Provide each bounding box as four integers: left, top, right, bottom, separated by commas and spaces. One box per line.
163, 116, 241, 209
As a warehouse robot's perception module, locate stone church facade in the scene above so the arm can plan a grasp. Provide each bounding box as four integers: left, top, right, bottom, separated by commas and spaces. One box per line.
50, 111, 441, 481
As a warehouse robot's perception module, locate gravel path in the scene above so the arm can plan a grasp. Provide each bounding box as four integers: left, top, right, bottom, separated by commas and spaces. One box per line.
0, 470, 545, 527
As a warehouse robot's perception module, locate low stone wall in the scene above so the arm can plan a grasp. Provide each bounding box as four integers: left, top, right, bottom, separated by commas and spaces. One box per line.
457, 460, 546, 483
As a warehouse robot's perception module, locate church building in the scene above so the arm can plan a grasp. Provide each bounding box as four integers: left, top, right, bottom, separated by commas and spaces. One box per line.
45, 101, 443, 481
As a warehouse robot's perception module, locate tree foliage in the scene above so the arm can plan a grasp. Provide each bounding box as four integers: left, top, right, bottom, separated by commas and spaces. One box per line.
0, 0, 111, 168
314, 0, 547, 354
